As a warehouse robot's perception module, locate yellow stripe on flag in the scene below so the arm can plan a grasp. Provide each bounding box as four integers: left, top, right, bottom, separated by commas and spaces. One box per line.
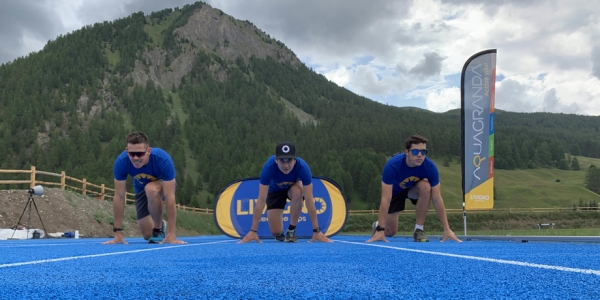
465, 179, 494, 210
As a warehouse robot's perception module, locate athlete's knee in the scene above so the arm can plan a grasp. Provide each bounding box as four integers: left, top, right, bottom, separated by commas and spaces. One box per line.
144, 183, 161, 198
385, 229, 397, 237
288, 185, 303, 201
415, 180, 431, 193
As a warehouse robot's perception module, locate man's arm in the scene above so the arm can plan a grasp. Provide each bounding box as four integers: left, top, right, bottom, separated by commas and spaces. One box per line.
250, 184, 269, 232
239, 184, 269, 243
161, 179, 186, 244
304, 184, 319, 229
377, 183, 393, 227
430, 184, 450, 229
162, 179, 177, 236
431, 184, 461, 242
366, 182, 392, 242
304, 183, 331, 243
102, 179, 127, 244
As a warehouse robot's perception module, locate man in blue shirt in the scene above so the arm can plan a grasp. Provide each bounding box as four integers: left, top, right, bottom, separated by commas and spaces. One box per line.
239, 142, 331, 243
367, 135, 461, 243
103, 132, 186, 245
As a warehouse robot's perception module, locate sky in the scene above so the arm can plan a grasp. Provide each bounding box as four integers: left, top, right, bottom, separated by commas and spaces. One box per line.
1, 0, 599, 115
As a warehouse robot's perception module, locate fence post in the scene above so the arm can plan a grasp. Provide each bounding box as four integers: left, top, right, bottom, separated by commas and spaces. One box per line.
61, 171, 66, 190
100, 184, 105, 200
30, 166, 36, 188
82, 178, 87, 196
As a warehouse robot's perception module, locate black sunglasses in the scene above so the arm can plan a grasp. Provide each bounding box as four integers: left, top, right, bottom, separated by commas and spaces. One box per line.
127, 151, 147, 158
409, 149, 428, 156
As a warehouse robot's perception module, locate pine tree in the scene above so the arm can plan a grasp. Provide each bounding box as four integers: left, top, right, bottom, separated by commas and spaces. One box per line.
571, 157, 580, 170
584, 165, 600, 194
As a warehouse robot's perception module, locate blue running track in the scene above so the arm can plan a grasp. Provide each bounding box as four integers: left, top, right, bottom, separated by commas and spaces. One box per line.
1, 235, 599, 299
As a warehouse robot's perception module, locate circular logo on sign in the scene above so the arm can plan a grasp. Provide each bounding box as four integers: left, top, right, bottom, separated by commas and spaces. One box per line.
282, 145, 290, 153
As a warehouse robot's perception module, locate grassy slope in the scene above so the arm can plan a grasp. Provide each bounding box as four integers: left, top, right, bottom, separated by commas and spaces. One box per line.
280, 97, 318, 126
144, 12, 182, 48
104, 47, 120, 71
431, 156, 600, 209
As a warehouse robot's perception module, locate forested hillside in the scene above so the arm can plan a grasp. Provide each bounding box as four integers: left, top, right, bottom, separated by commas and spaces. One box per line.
1, 1, 599, 209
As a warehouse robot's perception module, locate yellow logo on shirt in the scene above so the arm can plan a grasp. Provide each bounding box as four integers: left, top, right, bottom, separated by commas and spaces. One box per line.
133, 173, 158, 185
399, 176, 421, 189
276, 181, 296, 188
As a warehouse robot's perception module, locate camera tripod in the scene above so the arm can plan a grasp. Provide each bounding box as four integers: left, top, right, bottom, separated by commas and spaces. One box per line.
11, 192, 49, 239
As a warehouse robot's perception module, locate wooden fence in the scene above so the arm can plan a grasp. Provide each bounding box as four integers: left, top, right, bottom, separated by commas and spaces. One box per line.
1, 167, 597, 216
0, 166, 214, 215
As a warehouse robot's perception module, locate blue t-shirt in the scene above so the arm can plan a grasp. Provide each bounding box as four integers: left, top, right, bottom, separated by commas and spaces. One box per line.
259, 156, 312, 193
382, 153, 440, 196
113, 148, 176, 194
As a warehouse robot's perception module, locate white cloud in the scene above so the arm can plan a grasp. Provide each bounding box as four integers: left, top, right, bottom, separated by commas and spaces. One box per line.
50, 0, 85, 29
424, 87, 460, 112
592, 43, 600, 79
495, 76, 544, 113
322, 66, 350, 87
21, 31, 47, 56
348, 65, 397, 96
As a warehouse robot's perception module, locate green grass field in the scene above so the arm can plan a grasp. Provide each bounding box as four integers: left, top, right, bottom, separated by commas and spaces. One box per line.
104, 47, 120, 71
422, 156, 600, 210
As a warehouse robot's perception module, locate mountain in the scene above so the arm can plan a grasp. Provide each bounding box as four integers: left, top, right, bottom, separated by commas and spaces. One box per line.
0, 2, 599, 210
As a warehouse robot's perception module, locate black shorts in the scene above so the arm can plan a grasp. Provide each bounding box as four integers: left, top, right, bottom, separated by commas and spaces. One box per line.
134, 181, 176, 220
135, 190, 168, 220
134, 190, 151, 220
266, 189, 304, 210
388, 189, 418, 214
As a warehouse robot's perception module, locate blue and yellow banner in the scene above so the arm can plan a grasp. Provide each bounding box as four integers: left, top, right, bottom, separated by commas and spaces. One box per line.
461, 49, 496, 210
214, 177, 348, 239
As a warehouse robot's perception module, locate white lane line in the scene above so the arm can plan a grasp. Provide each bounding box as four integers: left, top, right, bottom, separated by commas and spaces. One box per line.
0, 237, 230, 248
0, 240, 234, 269
0, 243, 90, 248
335, 240, 600, 276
